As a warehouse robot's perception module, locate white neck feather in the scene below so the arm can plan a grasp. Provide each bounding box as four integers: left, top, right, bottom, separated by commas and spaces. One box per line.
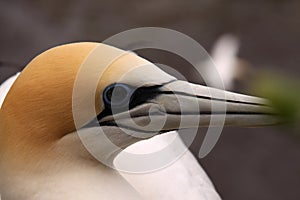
0, 73, 20, 109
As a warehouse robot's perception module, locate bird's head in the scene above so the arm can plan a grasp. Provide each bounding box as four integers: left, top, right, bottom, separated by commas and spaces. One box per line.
0, 42, 279, 169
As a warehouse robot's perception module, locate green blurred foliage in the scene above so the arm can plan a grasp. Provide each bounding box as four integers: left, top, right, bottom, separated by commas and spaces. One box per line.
251, 72, 300, 130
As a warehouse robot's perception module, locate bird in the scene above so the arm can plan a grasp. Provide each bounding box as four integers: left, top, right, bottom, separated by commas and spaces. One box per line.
0, 42, 279, 200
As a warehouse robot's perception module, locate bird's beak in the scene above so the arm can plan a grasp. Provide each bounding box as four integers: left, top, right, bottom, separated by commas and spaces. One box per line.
100, 80, 280, 133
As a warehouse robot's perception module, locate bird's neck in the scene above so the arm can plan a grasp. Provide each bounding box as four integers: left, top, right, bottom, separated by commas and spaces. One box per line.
0, 127, 141, 200
0, 111, 144, 199
1, 160, 141, 200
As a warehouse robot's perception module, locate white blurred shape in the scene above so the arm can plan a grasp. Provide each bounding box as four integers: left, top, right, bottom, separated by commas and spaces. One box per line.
204, 34, 240, 90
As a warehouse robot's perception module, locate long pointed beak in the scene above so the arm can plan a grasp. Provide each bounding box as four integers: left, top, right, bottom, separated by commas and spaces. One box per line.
100, 80, 281, 133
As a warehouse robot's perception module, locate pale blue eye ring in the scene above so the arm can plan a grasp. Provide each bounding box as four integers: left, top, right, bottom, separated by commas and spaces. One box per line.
103, 83, 134, 109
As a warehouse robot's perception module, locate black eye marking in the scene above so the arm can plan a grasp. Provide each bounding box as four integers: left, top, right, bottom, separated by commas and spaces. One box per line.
98, 83, 163, 120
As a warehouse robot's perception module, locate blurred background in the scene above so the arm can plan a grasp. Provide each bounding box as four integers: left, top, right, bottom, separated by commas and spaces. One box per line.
0, 0, 299, 199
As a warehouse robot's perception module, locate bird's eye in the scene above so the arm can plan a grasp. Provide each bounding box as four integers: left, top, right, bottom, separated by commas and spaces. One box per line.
103, 83, 133, 109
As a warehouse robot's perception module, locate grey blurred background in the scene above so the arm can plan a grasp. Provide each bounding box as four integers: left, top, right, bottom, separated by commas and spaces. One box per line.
0, 0, 299, 199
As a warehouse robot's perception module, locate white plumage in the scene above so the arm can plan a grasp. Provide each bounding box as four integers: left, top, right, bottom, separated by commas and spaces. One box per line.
0, 73, 20, 108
